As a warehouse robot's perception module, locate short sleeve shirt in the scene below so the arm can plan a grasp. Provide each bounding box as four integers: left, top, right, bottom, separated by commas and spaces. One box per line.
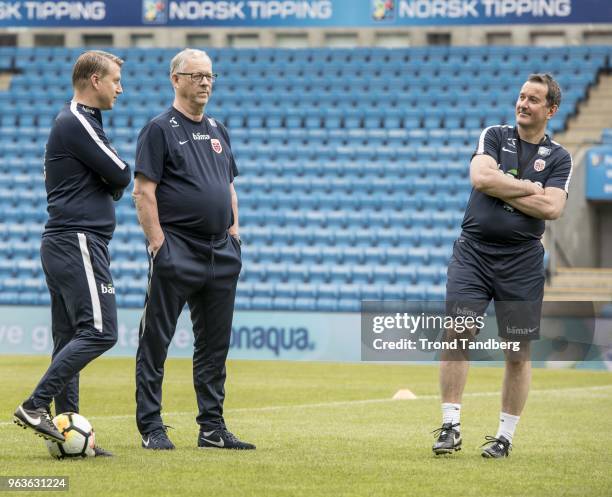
135, 108, 238, 237
461, 125, 573, 244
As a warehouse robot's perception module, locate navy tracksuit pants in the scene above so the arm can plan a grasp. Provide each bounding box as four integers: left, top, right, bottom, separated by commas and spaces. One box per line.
135, 228, 241, 434
31, 232, 118, 414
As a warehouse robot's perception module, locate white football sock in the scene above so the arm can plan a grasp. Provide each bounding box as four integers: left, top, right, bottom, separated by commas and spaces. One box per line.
441, 403, 461, 430
496, 412, 520, 443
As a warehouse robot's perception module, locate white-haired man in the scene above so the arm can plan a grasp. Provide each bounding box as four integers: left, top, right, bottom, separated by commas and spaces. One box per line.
133, 49, 253, 450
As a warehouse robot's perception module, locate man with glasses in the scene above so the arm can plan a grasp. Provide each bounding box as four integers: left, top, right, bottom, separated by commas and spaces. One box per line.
133, 48, 252, 450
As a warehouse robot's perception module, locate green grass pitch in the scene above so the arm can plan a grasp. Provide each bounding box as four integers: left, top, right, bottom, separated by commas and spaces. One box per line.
1, 356, 611, 497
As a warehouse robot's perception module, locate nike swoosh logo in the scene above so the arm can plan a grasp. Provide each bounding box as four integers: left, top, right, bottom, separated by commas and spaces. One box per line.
202, 431, 224, 447
502, 147, 517, 154
142, 436, 150, 447
19, 406, 41, 426
179, 140, 189, 145
203, 437, 224, 447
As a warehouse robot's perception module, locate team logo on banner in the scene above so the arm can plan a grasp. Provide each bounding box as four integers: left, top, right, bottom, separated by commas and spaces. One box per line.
533, 159, 546, 172
372, 0, 395, 21
143, 0, 167, 24
211, 139, 223, 154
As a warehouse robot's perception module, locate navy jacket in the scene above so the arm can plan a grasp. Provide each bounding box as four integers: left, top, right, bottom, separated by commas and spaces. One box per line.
44, 101, 131, 242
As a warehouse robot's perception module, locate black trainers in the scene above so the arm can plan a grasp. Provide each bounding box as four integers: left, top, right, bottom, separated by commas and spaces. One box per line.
141, 426, 175, 450
93, 446, 113, 457
198, 428, 255, 450
13, 404, 65, 443
432, 422, 462, 455
481, 435, 512, 458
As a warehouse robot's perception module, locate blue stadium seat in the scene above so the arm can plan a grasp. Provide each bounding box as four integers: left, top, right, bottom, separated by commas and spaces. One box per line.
0, 46, 595, 311
360, 284, 383, 301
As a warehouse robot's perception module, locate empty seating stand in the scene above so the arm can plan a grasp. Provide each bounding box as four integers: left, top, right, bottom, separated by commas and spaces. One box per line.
0, 45, 608, 310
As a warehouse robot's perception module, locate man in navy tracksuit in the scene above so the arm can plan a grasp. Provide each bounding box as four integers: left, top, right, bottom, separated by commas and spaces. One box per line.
133, 49, 253, 450
431, 74, 573, 458
13, 51, 131, 456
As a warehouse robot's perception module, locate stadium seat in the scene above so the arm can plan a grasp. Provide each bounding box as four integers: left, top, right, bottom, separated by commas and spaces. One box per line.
0, 46, 595, 311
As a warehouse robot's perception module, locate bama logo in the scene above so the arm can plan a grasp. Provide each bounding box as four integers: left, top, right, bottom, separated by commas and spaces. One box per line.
230, 326, 315, 356
100, 283, 115, 295
192, 132, 210, 140
455, 306, 479, 318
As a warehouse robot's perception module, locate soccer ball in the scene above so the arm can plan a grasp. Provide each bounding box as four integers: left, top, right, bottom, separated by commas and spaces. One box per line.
45, 413, 95, 459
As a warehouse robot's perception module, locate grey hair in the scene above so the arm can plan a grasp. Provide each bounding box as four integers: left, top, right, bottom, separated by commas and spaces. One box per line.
169, 48, 211, 76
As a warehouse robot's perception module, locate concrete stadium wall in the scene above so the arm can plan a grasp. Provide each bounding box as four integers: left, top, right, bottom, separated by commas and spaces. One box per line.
550, 148, 600, 267
598, 205, 612, 267
3, 23, 612, 48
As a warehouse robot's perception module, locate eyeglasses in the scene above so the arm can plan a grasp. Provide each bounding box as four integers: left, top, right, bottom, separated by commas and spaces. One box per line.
175, 72, 217, 84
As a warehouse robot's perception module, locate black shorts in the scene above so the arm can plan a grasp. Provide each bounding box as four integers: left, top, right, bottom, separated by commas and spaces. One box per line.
445, 235, 545, 340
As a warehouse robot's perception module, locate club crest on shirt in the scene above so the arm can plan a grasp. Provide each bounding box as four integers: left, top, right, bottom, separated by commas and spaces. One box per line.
538, 146, 551, 157
211, 138, 222, 154
533, 159, 546, 172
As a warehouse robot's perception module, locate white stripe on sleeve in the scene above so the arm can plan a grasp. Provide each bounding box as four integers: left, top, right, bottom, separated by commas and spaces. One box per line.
70, 100, 126, 170
476, 125, 497, 155
564, 153, 573, 193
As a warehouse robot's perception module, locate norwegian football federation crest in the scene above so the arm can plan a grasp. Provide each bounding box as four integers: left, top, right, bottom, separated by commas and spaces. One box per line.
211, 139, 223, 154
142, 0, 166, 24
533, 159, 546, 172
538, 146, 551, 157
372, 0, 394, 21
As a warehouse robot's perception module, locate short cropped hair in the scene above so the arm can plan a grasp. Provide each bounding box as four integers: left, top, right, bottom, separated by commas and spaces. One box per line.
72, 50, 123, 89
527, 73, 562, 108
169, 48, 211, 76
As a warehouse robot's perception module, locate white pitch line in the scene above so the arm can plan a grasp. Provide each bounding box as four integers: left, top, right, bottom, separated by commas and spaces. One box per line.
1, 384, 610, 428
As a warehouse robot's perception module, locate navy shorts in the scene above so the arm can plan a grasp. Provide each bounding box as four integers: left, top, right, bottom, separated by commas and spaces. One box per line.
445, 235, 545, 340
